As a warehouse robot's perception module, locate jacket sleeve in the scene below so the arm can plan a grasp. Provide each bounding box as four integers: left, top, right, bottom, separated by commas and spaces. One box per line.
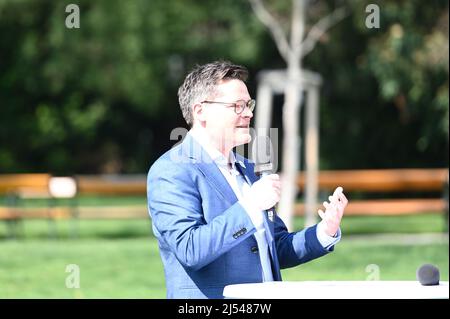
273, 214, 332, 269
147, 159, 256, 271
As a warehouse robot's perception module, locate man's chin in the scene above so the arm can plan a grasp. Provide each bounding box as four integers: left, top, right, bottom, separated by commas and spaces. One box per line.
235, 133, 251, 146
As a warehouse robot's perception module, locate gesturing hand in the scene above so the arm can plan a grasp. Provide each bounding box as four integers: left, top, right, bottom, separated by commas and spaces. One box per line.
317, 186, 348, 237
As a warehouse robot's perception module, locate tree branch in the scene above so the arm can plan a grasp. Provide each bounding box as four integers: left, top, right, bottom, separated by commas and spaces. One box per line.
301, 6, 348, 58
248, 0, 291, 62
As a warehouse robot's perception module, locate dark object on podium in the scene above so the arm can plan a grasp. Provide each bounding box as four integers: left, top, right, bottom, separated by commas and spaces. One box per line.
417, 264, 440, 286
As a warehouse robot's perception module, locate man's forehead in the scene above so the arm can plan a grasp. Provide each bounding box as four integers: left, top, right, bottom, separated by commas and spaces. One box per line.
214, 79, 250, 97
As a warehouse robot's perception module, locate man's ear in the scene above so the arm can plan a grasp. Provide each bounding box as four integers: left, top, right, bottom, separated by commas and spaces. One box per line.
192, 103, 206, 122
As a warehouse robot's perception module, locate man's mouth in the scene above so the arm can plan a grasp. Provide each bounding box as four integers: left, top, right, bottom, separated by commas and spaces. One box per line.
236, 125, 249, 129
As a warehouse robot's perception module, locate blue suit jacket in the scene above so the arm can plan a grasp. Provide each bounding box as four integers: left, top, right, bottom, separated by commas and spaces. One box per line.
147, 133, 332, 299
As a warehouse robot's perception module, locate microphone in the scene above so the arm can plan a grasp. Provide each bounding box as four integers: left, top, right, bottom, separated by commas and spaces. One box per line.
253, 135, 273, 177
253, 135, 276, 221
416, 264, 440, 286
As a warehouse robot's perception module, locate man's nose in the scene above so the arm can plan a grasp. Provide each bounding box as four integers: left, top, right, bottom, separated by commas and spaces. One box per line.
241, 106, 253, 118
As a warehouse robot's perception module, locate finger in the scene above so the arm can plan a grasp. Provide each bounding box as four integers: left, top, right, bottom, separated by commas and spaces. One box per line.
261, 175, 276, 183
333, 186, 343, 198
336, 196, 345, 212
273, 188, 281, 197
335, 201, 346, 219
318, 209, 326, 220
339, 192, 348, 206
267, 174, 280, 181
331, 191, 340, 204
335, 198, 345, 216
272, 183, 281, 192
272, 193, 280, 203
331, 187, 343, 203
272, 180, 281, 188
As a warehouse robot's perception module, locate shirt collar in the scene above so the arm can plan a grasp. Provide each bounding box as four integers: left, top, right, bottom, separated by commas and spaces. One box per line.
189, 126, 247, 172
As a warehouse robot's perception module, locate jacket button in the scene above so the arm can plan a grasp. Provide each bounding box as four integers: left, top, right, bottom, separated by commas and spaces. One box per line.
251, 246, 258, 253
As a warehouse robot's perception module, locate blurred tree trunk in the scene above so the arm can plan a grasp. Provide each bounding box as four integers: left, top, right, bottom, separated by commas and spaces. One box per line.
279, 0, 304, 231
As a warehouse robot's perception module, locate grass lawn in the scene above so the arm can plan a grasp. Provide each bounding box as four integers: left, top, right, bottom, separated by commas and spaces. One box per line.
0, 214, 448, 298
0, 238, 164, 298
281, 241, 449, 282
0, 237, 447, 298
0, 213, 446, 240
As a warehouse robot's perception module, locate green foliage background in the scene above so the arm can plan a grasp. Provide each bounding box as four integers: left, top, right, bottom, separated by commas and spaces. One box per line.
0, 0, 448, 174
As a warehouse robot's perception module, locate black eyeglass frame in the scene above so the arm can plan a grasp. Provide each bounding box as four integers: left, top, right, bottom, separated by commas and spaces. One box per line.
201, 99, 256, 114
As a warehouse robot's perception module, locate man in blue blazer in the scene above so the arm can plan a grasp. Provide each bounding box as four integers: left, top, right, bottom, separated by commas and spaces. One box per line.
147, 61, 348, 299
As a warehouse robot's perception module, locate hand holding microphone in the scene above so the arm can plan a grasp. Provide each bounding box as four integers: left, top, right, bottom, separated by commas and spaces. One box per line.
249, 134, 281, 211
246, 174, 281, 211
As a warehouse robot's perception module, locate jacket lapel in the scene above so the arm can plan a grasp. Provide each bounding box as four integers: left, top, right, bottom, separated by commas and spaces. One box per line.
181, 134, 238, 207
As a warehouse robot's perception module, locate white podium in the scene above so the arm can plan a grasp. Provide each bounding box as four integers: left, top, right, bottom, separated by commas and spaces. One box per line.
223, 281, 449, 299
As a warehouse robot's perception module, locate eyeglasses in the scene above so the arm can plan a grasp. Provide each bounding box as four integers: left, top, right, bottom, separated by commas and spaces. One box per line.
201, 99, 256, 114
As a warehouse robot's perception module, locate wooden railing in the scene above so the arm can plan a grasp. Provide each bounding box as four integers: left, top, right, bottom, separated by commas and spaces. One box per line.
294, 168, 448, 216
0, 169, 448, 220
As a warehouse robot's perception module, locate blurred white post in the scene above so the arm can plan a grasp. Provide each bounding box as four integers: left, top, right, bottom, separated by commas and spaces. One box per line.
48, 176, 78, 238
48, 177, 77, 198
255, 82, 273, 136
304, 86, 320, 227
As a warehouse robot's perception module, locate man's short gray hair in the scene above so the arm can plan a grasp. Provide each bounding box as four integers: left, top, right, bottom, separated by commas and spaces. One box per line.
178, 60, 248, 127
